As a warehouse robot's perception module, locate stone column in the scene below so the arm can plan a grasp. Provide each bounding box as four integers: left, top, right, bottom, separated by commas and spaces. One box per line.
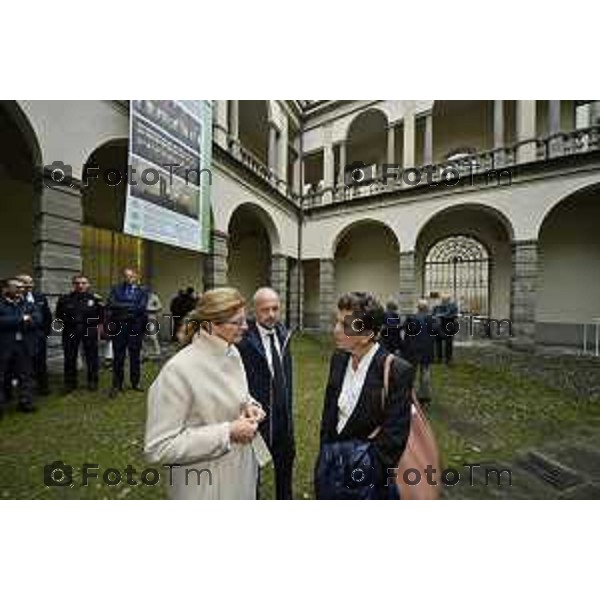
516, 100, 537, 163
387, 124, 396, 164
422, 112, 433, 166
292, 151, 301, 195
34, 178, 83, 348
268, 124, 278, 182
270, 254, 288, 325
548, 100, 563, 157
319, 258, 335, 332
323, 143, 334, 202
203, 230, 229, 290
402, 112, 416, 169
398, 251, 417, 315
510, 240, 538, 344
338, 140, 347, 186
229, 100, 239, 155
493, 100, 505, 164
288, 259, 304, 330
213, 100, 229, 149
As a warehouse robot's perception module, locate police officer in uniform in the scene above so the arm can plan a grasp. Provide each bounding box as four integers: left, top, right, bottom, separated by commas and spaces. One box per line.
16, 274, 52, 395
55, 274, 104, 393
106, 267, 149, 398
0, 278, 41, 416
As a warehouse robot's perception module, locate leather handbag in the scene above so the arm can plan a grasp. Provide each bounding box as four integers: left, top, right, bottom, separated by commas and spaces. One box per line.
383, 357, 441, 500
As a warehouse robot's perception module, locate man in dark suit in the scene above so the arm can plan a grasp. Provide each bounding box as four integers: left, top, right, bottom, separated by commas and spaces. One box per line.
55, 274, 104, 393
106, 268, 149, 398
0, 278, 41, 415
237, 287, 295, 500
16, 274, 52, 395
432, 293, 459, 365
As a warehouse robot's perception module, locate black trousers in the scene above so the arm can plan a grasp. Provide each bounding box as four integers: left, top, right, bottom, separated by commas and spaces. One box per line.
33, 336, 48, 392
0, 344, 34, 409
111, 322, 145, 389
435, 336, 454, 364
271, 441, 295, 500
63, 327, 99, 388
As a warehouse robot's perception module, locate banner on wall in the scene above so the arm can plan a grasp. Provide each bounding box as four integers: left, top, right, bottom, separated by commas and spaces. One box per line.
124, 100, 212, 253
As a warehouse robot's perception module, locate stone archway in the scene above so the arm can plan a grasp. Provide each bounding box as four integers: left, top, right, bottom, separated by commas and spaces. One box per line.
536, 183, 600, 346
227, 202, 284, 314
0, 101, 41, 280
415, 204, 514, 320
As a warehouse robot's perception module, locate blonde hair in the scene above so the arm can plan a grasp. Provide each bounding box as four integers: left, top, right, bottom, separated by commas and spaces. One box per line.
180, 287, 245, 345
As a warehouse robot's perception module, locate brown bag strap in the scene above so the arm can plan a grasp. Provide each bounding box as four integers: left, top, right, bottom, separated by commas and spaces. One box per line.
367, 354, 396, 440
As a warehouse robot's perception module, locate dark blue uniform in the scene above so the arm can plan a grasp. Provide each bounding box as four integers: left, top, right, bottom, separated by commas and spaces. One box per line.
56, 291, 104, 391
0, 297, 41, 412
26, 292, 52, 394
107, 283, 149, 390
237, 319, 295, 499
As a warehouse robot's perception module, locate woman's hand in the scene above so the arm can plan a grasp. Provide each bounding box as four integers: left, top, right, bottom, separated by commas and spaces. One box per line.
229, 416, 258, 444
243, 402, 266, 423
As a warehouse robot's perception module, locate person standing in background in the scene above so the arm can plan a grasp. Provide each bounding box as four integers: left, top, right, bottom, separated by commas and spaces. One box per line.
55, 274, 104, 393
15, 274, 52, 396
145, 291, 163, 359
106, 268, 149, 398
0, 279, 41, 415
433, 293, 459, 365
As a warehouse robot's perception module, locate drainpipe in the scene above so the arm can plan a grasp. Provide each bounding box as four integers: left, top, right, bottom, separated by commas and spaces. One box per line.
297, 120, 304, 331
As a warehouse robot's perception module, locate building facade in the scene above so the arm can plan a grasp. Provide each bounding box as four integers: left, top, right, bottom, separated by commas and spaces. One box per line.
1, 99, 599, 346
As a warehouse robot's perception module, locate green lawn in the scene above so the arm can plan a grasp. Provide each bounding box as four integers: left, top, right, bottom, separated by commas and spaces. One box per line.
1, 334, 600, 499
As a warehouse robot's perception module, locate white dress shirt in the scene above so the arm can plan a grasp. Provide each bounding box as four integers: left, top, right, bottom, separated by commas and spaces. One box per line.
256, 322, 282, 374
336, 342, 380, 434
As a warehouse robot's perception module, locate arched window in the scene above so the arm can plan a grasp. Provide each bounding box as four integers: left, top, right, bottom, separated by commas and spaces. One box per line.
424, 235, 490, 315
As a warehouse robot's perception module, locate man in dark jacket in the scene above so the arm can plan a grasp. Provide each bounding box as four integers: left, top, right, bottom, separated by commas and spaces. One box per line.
380, 300, 402, 356
55, 274, 104, 393
16, 274, 52, 395
403, 299, 435, 403
106, 268, 149, 398
433, 293, 459, 365
0, 278, 41, 415
237, 288, 295, 499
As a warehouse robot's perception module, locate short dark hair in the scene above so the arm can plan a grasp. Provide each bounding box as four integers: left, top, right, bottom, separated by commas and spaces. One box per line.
386, 300, 398, 312
337, 291, 385, 335
72, 274, 89, 283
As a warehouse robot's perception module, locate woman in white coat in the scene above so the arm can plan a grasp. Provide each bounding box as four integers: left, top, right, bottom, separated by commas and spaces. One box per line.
145, 287, 266, 499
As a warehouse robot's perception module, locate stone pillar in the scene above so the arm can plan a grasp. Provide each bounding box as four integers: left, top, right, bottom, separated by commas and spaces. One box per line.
319, 258, 335, 332
423, 112, 433, 166
548, 100, 563, 157
510, 240, 538, 344
516, 100, 537, 163
270, 254, 288, 325
34, 178, 83, 348
229, 100, 239, 155
288, 259, 304, 330
493, 100, 505, 164
268, 124, 278, 181
402, 113, 416, 169
213, 100, 229, 149
203, 230, 228, 290
292, 152, 301, 195
398, 251, 417, 315
323, 143, 334, 202
338, 140, 347, 186
387, 124, 396, 164
34, 180, 83, 298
